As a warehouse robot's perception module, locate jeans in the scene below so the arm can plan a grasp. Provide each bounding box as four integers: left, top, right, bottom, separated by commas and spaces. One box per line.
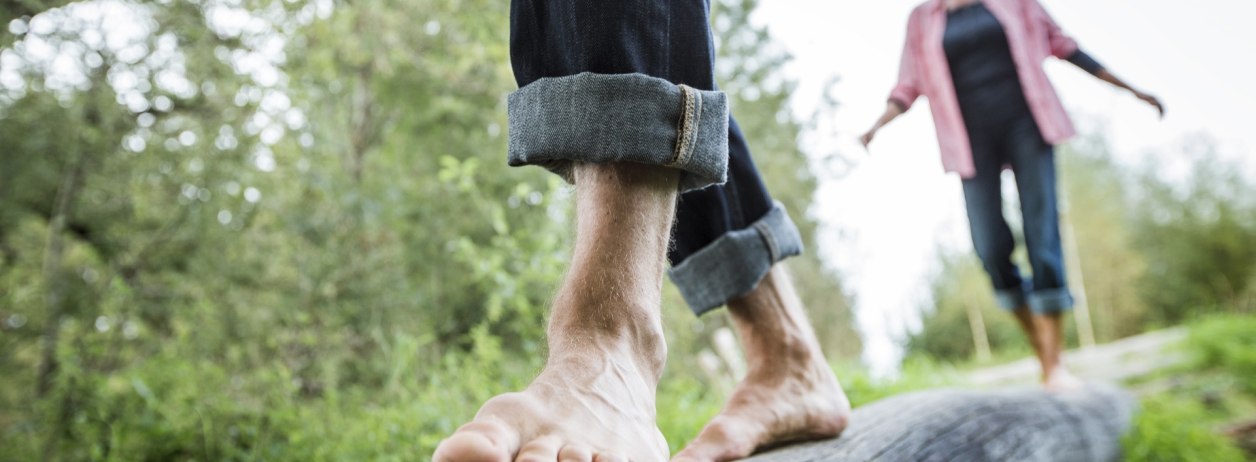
961, 112, 1073, 314
508, 0, 802, 315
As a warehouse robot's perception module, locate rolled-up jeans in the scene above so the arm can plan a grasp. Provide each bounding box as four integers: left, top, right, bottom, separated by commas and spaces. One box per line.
508, 0, 803, 315
960, 112, 1074, 314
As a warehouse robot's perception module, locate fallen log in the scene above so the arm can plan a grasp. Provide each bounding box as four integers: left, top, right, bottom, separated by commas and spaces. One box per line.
746, 383, 1136, 462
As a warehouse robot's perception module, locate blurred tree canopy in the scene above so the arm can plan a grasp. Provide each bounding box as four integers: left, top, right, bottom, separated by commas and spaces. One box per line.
0, 0, 857, 458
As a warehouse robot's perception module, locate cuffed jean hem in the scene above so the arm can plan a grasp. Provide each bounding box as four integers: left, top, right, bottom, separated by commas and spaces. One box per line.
667, 202, 803, 316
507, 72, 730, 192
993, 285, 1028, 310
1028, 288, 1074, 314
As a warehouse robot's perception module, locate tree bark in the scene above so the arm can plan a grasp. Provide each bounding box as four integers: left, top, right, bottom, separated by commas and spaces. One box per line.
746, 383, 1135, 462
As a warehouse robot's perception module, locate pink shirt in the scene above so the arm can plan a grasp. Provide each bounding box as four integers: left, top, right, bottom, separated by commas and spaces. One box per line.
890, 0, 1080, 178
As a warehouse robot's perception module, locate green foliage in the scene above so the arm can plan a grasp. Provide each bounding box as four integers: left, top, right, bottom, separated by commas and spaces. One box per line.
839, 357, 961, 407
1121, 314, 1256, 462
902, 314, 1256, 462
1, 0, 858, 459
0, 325, 542, 460
1130, 139, 1256, 324
1187, 315, 1256, 394
655, 375, 726, 451
1123, 395, 1247, 462
1057, 138, 1150, 339
907, 253, 1029, 362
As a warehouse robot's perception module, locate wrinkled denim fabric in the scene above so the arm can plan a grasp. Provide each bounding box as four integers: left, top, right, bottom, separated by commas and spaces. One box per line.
508, 72, 729, 192
668, 202, 803, 315
962, 112, 1073, 314
509, 0, 806, 314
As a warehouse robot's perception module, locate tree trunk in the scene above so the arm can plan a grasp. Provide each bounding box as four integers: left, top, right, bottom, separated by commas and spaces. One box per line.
35, 154, 86, 398
964, 291, 992, 362
1061, 207, 1097, 348
746, 383, 1135, 462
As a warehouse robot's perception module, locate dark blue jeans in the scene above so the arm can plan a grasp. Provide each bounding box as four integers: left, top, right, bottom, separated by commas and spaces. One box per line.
509, 0, 802, 315
961, 113, 1073, 314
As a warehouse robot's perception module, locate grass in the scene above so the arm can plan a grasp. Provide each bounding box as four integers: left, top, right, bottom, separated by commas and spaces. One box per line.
1120, 314, 1256, 461
5, 316, 1251, 460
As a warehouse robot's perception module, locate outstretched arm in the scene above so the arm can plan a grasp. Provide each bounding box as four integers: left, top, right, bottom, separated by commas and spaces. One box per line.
1092, 67, 1165, 117
860, 101, 905, 148
1032, 0, 1165, 118
867, 12, 922, 149
1065, 50, 1165, 118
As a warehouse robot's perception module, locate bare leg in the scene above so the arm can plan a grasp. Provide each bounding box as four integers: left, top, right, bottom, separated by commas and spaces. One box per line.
1033, 312, 1081, 392
673, 266, 851, 462
433, 163, 678, 462
1012, 307, 1080, 391
1012, 308, 1045, 367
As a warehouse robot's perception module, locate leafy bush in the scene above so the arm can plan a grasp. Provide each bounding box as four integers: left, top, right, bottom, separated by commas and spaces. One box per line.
1123, 395, 1246, 462
1188, 314, 1256, 394
1121, 314, 1256, 462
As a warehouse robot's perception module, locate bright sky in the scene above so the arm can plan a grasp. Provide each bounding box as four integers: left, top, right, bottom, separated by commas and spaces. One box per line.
753, 0, 1256, 374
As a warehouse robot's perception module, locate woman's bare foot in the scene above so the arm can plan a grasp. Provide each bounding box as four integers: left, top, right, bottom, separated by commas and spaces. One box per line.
1023, 311, 1084, 393
673, 267, 851, 462
1043, 366, 1084, 393
433, 335, 670, 462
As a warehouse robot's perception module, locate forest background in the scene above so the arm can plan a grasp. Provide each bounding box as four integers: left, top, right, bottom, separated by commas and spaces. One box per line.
2, 0, 1254, 459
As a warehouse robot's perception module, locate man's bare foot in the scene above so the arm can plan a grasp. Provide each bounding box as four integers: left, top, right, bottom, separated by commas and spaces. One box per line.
1043, 366, 1084, 393
672, 351, 849, 461
433, 335, 669, 462
673, 267, 851, 462
435, 162, 681, 462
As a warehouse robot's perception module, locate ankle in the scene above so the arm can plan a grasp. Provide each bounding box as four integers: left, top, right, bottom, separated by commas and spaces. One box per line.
727, 269, 825, 370
744, 326, 819, 369
548, 297, 667, 380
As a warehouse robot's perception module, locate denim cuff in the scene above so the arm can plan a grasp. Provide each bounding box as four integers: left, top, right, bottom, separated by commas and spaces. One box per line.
507, 72, 730, 192
1029, 288, 1074, 314
668, 202, 803, 316
993, 284, 1028, 310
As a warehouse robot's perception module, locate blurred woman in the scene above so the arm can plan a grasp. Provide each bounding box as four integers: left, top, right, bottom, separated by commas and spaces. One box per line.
861, 0, 1162, 390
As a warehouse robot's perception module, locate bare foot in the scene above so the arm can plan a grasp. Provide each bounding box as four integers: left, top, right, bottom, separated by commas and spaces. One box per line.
672, 354, 850, 461
672, 268, 851, 462
433, 337, 669, 462
1043, 366, 1084, 393
436, 162, 678, 462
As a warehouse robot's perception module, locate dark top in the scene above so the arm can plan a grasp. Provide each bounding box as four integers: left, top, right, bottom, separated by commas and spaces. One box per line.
943, 2, 1103, 128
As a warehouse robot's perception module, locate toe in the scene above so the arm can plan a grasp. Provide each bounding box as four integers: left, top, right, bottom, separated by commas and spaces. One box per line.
433, 420, 520, 462
557, 445, 594, 462
515, 435, 563, 462
434, 433, 507, 462
592, 454, 629, 462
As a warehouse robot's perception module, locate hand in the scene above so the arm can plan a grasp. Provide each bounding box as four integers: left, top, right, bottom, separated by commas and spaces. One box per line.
859, 129, 877, 149
1134, 91, 1165, 118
